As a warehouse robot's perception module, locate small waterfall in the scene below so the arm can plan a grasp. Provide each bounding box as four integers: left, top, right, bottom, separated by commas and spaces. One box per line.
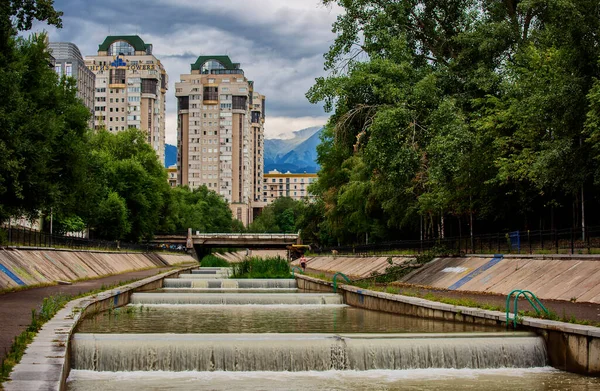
194, 267, 230, 271
163, 279, 297, 289
221, 280, 238, 289
129, 293, 343, 305
236, 279, 298, 289
190, 280, 209, 288
191, 271, 230, 276
178, 274, 229, 279
160, 288, 299, 293
71, 332, 548, 372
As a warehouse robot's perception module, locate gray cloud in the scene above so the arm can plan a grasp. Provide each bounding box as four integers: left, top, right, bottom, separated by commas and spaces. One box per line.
32, 0, 342, 141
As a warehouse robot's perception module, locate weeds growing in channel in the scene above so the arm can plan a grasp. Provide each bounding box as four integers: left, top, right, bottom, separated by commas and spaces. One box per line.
231, 256, 292, 279
200, 255, 230, 267
0, 294, 71, 382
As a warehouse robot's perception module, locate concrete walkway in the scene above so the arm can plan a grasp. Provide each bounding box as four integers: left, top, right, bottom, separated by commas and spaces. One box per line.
0, 266, 179, 363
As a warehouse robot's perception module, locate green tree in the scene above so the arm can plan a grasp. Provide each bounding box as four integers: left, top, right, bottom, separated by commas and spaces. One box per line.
95, 191, 131, 240
84, 129, 170, 241
306, 0, 600, 244
0, 34, 90, 224
248, 197, 303, 233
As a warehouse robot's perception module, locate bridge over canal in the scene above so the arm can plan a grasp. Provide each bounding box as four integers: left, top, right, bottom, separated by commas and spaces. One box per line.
152, 233, 299, 250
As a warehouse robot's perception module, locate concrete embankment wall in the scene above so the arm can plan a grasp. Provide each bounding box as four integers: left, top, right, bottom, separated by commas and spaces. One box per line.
0, 248, 196, 290
4, 265, 197, 391
296, 275, 600, 376
400, 255, 600, 304
291, 256, 414, 278
292, 254, 600, 303
215, 250, 288, 263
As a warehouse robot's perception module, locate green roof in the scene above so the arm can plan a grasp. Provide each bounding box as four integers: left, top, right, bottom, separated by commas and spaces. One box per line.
191, 55, 238, 71
98, 35, 151, 52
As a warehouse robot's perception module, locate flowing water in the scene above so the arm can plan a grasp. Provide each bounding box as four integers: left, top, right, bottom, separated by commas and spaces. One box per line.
163, 278, 297, 288
156, 288, 299, 293
67, 266, 600, 390
128, 292, 342, 305
67, 368, 600, 391
76, 305, 503, 334
71, 333, 546, 372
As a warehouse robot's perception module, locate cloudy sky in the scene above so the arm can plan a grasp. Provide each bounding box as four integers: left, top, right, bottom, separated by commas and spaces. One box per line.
33, 0, 342, 144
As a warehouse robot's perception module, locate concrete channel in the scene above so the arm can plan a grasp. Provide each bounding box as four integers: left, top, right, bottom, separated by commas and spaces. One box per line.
296, 274, 600, 376
2, 265, 198, 391
4, 266, 600, 390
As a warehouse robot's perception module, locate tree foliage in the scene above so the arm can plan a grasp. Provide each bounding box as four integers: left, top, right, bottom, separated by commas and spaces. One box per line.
307, 0, 600, 245
248, 198, 304, 233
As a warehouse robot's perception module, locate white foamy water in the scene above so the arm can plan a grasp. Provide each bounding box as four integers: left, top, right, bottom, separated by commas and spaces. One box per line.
71, 332, 547, 372
67, 367, 600, 391
129, 292, 343, 305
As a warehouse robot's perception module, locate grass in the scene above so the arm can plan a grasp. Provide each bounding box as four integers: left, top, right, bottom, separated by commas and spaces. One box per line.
200, 255, 230, 267
1, 294, 71, 383
231, 256, 293, 279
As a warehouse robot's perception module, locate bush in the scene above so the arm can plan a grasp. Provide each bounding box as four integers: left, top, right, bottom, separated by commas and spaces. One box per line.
231, 256, 292, 279
200, 255, 230, 267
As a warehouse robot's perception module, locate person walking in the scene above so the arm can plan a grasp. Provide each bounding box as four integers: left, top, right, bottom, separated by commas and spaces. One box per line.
300, 254, 307, 272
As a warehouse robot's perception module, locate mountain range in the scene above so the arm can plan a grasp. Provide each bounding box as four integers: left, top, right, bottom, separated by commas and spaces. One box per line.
164, 125, 323, 173
165, 144, 177, 168
264, 126, 323, 173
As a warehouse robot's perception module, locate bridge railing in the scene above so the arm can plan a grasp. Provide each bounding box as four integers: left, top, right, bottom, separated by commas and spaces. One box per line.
193, 233, 298, 239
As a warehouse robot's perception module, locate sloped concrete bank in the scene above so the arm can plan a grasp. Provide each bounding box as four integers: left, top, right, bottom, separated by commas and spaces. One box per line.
296, 274, 600, 376
401, 254, 600, 303
0, 248, 196, 290
3, 265, 197, 391
291, 255, 414, 278
293, 254, 600, 303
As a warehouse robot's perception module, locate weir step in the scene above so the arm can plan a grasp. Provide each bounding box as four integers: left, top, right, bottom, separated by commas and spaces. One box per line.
129, 292, 343, 305
71, 332, 547, 372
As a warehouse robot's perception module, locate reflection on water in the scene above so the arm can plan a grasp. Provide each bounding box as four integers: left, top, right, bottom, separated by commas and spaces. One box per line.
76, 305, 504, 334
67, 368, 600, 391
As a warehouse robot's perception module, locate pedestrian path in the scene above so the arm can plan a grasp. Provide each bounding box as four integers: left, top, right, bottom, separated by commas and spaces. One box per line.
0, 266, 181, 362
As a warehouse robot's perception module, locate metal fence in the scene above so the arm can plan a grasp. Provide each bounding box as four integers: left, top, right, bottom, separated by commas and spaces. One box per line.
317, 226, 600, 256
0, 226, 185, 253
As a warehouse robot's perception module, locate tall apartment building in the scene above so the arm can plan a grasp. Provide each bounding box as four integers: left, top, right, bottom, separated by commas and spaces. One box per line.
176, 56, 265, 226
85, 35, 168, 163
49, 42, 96, 128
263, 170, 317, 204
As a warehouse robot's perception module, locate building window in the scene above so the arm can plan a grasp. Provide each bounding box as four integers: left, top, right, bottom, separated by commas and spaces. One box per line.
232, 96, 247, 110
54, 64, 62, 75
141, 78, 157, 94
203, 86, 218, 101
108, 40, 135, 56
110, 69, 126, 84
178, 96, 189, 110
201, 60, 226, 74
65, 64, 72, 77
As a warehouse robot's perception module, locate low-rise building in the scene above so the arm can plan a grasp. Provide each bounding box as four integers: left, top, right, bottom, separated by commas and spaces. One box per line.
167, 165, 177, 187
263, 170, 317, 204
